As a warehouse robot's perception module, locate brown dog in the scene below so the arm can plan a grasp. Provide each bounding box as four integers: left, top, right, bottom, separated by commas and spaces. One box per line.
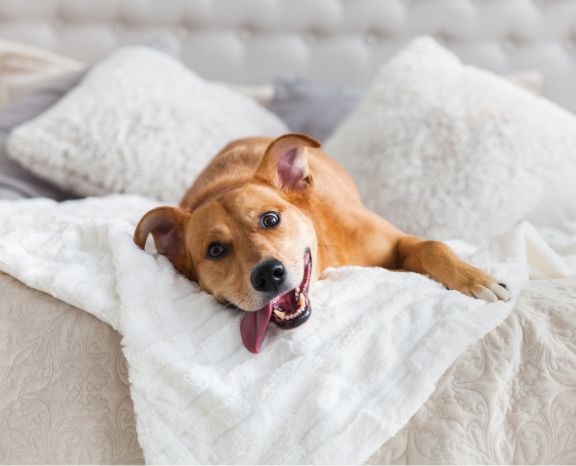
135, 134, 509, 353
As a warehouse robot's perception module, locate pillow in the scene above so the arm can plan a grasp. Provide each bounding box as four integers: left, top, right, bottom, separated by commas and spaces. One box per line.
0, 72, 84, 200
269, 73, 541, 143
0, 37, 183, 201
0, 38, 83, 108
269, 79, 362, 141
324, 37, 576, 243
524, 168, 576, 228
7, 47, 287, 202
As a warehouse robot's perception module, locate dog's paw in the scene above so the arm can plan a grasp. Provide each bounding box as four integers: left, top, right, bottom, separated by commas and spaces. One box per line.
449, 268, 511, 302
470, 281, 510, 302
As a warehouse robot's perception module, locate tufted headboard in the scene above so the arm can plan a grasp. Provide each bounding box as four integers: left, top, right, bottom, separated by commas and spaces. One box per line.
1, 0, 576, 111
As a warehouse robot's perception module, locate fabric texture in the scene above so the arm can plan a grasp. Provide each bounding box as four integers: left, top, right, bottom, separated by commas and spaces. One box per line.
0, 72, 83, 200
0, 36, 182, 201
2, 270, 576, 464
325, 37, 576, 243
7, 47, 288, 202
524, 167, 576, 229
269, 78, 362, 142
373, 277, 576, 464
0, 38, 82, 108
0, 195, 560, 464
268, 73, 541, 143
0, 271, 144, 464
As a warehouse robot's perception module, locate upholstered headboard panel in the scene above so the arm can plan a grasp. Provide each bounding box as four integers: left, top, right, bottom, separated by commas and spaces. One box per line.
1, 0, 576, 111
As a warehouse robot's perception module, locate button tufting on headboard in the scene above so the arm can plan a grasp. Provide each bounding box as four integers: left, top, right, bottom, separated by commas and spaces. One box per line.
1, 0, 576, 111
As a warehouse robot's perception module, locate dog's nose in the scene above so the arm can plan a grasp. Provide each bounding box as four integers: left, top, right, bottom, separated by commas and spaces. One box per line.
251, 259, 287, 292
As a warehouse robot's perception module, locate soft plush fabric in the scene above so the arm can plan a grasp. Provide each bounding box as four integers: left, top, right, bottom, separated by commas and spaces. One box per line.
324, 37, 576, 243
7, 47, 287, 202
270, 72, 576, 232
0, 38, 83, 108
0, 72, 83, 200
0, 37, 184, 201
271, 72, 574, 230
524, 166, 576, 228
1, 195, 562, 464
269, 73, 541, 143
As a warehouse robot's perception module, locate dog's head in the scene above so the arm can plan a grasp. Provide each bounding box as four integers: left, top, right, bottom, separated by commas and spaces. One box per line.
134, 134, 321, 353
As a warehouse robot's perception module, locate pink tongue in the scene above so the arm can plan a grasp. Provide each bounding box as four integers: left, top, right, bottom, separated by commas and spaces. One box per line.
240, 304, 273, 353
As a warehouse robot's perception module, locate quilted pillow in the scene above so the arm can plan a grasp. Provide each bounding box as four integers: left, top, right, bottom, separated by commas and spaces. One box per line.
7, 47, 287, 202
325, 37, 576, 243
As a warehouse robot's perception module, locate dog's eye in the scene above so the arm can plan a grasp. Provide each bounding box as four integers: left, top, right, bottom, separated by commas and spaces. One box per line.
260, 211, 281, 229
207, 242, 227, 259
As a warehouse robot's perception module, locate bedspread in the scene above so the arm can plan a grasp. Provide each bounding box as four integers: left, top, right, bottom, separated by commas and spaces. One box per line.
373, 278, 576, 464
0, 271, 143, 464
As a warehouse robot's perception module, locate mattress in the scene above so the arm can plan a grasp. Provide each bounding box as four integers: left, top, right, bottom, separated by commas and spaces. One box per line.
1, 273, 575, 464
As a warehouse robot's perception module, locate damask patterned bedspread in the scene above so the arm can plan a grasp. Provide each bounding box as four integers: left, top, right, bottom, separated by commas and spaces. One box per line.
373, 278, 576, 464
1, 275, 575, 464
0, 272, 143, 464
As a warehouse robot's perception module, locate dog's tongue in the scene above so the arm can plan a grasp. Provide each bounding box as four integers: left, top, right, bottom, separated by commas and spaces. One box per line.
240, 303, 273, 353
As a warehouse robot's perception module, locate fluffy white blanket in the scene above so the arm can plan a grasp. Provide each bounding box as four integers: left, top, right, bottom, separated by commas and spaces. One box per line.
0, 196, 569, 464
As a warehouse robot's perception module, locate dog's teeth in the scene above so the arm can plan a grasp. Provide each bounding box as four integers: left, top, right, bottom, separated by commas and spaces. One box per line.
274, 308, 286, 319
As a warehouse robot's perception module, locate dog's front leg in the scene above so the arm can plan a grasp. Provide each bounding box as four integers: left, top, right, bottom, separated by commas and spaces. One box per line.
396, 236, 510, 302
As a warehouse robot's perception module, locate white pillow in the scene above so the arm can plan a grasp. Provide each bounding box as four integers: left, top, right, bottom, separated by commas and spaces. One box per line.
325, 37, 576, 243
7, 47, 287, 202
524, 166, 576, 228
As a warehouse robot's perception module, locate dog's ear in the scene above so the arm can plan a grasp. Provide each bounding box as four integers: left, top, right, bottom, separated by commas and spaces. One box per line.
255, 133, 321, 191
134, 206, 191, 269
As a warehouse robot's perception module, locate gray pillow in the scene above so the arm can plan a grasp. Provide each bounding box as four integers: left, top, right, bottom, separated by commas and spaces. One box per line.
269, 78, 361, 142
0, 35, 181, 200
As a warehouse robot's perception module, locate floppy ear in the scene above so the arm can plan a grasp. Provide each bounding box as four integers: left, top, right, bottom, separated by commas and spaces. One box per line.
255, 133, 321, 191
134, 206, 190, 265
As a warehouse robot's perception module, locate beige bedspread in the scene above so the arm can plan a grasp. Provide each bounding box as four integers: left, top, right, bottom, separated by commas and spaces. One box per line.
0, 272, 143, 464
372, 278, 576, 464
1, 272, 575, 464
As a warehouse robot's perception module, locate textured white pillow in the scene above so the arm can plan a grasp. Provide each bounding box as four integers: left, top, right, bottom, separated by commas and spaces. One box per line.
325, 37, 576, 243
7, 47, 287, 202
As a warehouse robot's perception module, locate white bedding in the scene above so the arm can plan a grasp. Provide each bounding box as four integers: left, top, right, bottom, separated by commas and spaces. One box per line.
0, 195, 572, 464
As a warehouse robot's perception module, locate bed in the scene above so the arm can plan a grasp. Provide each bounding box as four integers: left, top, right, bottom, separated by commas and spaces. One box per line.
1, 0, 576, 464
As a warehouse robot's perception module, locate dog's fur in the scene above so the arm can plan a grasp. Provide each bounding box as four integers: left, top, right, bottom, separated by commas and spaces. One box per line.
135, 134, 509, 315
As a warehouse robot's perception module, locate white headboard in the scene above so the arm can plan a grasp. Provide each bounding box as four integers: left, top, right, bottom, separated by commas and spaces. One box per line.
2, 0, 576, 111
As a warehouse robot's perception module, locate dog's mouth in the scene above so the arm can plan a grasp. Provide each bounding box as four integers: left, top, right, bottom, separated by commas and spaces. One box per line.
240, 249, 312, 353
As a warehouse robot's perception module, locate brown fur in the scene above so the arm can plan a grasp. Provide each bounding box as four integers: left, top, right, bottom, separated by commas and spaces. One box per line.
135, 134, 507, 311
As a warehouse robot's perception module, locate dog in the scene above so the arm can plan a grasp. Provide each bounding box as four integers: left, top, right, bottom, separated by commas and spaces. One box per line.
134, 133, 510, 353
